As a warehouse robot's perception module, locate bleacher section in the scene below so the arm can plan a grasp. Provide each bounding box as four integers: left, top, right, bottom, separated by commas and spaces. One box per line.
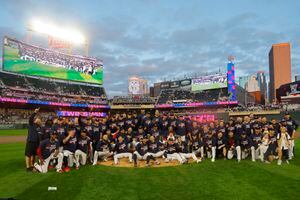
157, 88, 229, 104
0, 72, 107, 105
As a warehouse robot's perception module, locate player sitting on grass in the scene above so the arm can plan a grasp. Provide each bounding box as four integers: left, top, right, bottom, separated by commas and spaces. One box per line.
113, 136, 133, 165
133, 137, 155, 167
163, 137, 186, 164
178, 137, 201, 163
147, 136, 164, 165
191, 134, 204, 160
93, 134, 113, 165
74, 128, 92, 170
62, 126, 77, 172
34, 130, 64, 173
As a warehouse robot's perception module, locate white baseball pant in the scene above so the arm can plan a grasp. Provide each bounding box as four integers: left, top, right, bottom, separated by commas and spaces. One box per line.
289, 140, 295, 159
93, 150, 113, 165
251, 146, 260, 161
166, 153, 185, 164
114, 153, 133, 164
227, 146, 241, 161
133, 151, 150, 160
180, 152, 200, 162
148, 151, 165, 158
63, 150, 77, 167
34, 152, 63, 173
75, 149, 87, 167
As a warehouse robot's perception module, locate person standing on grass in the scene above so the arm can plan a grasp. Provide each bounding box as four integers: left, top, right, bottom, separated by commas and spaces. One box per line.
25, 107, 42, 172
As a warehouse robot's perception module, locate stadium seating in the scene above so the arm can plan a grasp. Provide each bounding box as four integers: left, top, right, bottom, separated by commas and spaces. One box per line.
112, 95, 155, 105
156, 88, 229, 104
0, 72, 107, 105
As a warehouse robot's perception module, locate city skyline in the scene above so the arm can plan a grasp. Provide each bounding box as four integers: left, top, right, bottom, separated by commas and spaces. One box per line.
0, 0, 299, 96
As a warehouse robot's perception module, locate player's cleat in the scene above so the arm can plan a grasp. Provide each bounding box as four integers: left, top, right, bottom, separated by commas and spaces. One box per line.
56, 169, 64, 173
64, 166, 71, 172
103, 158, 108, 162
75, 166, 79, 170
286, 160, 290, 164
252, 159, 256, 162
211, 158, 215, 162
92, 162, 97, 166
264, 161, 270, 164
237, 159, 241, 163
155, 160, 160, 165
277, 160, 282, 165
196, 159, 202, 163
164, 159, 169, 163
26, 167, 33, 172
274, 156, 279, 160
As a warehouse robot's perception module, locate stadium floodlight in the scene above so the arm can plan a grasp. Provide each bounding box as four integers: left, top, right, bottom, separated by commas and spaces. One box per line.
28, 19, 86, 45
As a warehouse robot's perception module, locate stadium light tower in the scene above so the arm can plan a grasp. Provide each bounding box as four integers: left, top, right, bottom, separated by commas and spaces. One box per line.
27, 19, 89, 56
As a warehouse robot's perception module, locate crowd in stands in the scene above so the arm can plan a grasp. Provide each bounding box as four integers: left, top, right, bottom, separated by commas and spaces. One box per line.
112, 96, 155, 105
0, 108, 55, 125
6, 38, 101, 75
157, 88, 229, 104
0, 72, 107, 105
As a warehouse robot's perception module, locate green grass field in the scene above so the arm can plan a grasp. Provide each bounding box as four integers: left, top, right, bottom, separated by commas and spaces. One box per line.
0, 130, 300, 200
0, 129, 28, 136
3, 45, 103, 84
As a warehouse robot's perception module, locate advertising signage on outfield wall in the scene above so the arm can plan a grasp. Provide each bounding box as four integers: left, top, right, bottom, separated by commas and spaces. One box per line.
180, 79, 191, 86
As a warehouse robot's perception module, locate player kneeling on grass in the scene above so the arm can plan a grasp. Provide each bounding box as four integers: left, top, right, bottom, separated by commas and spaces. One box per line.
250, 127, 262, 162
34, 130, 63, 173
74, 129, 92, 170
227, 131, 241, 162
114, 136, 133, 165
178, 137, 201, 163
263, 126, 277, 163
277, 126, 290, 165
259, 128, 270, 162
93, 134, 113, 165
239, 131, 252, 160
216, 131, 227, 160
62, 127, 77, 171
133, 137, 155, 167
204, 132, 217, 162
163, 137, 186, 164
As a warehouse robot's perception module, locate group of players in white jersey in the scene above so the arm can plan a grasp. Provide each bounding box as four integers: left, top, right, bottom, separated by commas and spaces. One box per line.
25, 108, 298, 173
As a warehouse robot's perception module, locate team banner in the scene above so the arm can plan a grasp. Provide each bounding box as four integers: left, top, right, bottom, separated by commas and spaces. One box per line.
3, 37, 103, 84
192, 73, 227, 91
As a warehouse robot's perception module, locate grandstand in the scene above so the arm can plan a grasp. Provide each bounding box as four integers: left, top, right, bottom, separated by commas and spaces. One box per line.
0, 71, 107, 105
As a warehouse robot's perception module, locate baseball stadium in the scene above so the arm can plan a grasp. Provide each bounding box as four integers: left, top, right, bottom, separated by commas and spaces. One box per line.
0, 1, 300, 200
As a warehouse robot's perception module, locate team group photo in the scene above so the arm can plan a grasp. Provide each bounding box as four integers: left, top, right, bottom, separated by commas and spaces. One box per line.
0, 0, 300, 200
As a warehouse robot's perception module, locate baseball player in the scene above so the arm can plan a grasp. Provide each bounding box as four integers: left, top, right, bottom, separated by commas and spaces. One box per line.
25, 108, 42, 172
62, 126, 77, 171
148, 135, 165, 161
264, 126, 277, 163
34, 130, 63, 173
163, 138, 186, 164
178, 137, 201, 163
284, 112, 298, 160
133, 137, 155, 167
191, 134, 204, 159
259, 129, 269, 162
216, 131, 227, 159
250, 127, 263, 162
239, 131, 252, 160
204, 132, 217, 162
227, 131, 241, 162
113, 136, 133, 165
74, 129, 92, 169
93, 134, 113, 165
